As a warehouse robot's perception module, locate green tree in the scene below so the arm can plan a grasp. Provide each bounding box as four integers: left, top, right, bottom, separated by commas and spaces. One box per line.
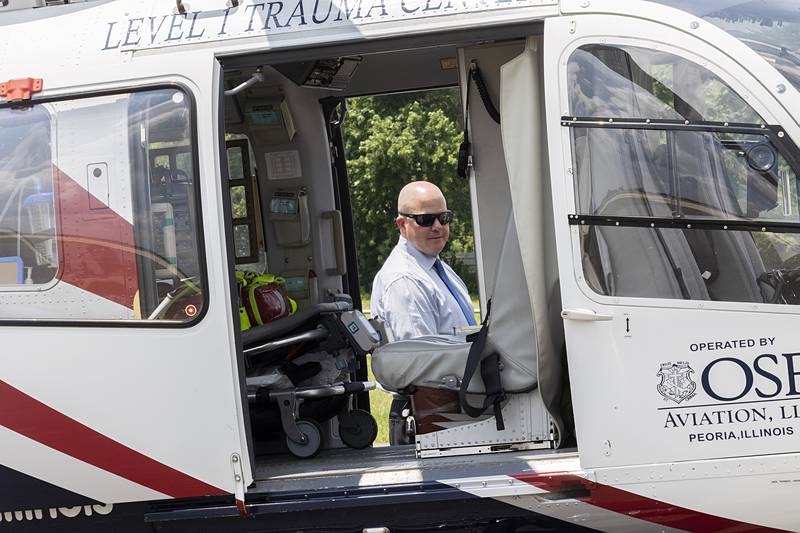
343, 88, 477, 295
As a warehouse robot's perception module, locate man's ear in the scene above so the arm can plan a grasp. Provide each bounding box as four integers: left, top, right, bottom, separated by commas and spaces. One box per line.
396, 215, 407, 237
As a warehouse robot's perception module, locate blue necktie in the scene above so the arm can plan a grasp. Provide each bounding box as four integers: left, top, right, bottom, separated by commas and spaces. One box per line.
433, 258, 477, 326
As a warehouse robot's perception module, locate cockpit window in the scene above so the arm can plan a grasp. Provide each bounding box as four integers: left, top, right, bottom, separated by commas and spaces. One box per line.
569, 44, 763, 124
566, 44, 800, 306
652, 0, 800, 92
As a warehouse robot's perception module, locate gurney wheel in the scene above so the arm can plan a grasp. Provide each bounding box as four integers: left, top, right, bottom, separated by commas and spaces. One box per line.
338, 409, 378, 449
286, 419, 322, 459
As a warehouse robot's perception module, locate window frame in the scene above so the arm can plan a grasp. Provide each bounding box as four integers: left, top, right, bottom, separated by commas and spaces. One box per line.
0, 83, 209, 328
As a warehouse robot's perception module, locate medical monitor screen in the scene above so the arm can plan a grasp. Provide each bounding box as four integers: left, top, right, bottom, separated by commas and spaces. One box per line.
270, 197, 298, 215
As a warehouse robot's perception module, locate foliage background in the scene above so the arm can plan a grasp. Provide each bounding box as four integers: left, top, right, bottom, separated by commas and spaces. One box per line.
342, 88, 478, 296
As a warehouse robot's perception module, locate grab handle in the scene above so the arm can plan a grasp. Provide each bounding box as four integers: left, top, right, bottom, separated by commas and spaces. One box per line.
323, 210, 346, 276
176, 0, 239, 14
561, 308, 613, 321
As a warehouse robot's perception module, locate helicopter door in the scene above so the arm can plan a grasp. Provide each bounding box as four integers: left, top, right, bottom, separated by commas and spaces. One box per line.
0, 52, 251, 514
542, 1, 800, 472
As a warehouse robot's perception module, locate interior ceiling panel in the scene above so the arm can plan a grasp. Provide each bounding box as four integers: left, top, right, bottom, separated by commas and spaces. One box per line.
334, 46, 460, 96
225, 45, 462, 98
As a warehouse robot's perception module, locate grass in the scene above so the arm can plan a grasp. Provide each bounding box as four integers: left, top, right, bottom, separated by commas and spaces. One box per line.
367, 355, 392, 445
363, 296, 481, 446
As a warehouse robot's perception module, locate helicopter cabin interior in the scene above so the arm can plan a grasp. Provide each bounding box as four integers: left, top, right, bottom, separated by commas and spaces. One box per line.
214, 26, 572, 471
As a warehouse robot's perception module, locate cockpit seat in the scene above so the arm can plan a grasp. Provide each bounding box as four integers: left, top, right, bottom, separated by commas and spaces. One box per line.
372, 212, 538, 398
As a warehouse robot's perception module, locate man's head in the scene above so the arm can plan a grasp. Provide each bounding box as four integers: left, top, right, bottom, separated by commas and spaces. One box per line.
396, 181, 450, 257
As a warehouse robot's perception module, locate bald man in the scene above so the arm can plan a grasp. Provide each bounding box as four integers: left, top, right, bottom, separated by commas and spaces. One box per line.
370, 181, 477, 341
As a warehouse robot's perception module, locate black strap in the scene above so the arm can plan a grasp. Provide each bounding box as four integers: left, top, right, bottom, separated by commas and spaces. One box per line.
457, 61, 501, 180
470, 63, 501, 125
459, 300, 506, 430
457, 65, 473, 180
463, 64, 473, 142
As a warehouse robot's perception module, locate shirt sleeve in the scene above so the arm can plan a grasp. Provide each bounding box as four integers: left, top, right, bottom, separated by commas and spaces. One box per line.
378, 276, 439, 340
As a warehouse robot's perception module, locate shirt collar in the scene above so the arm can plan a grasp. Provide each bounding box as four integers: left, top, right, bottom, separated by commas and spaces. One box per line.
399, 235, 438, 271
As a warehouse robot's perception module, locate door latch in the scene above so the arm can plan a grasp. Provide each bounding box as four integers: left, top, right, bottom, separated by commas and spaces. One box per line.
561, 308, 613, 321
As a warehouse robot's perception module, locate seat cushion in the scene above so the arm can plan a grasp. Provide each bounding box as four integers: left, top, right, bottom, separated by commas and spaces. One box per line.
372, 335, 487, 392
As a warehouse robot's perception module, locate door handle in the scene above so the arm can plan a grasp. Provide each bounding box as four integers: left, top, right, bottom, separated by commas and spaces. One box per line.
561, 308, 613, 321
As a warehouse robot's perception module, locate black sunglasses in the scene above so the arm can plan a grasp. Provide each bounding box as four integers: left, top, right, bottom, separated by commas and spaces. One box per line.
400, 211, 454, 227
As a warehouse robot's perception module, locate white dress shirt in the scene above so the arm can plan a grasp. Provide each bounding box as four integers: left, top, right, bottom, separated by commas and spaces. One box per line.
370, 236, 474, 340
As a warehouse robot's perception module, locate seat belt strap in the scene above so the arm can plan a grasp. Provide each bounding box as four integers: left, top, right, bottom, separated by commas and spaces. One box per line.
480, 352, 506, 431
459, 300, 506, 430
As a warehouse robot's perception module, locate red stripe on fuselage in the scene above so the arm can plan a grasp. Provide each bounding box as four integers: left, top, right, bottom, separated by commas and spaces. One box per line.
0, 379, 227, 498
515, 472, 788, 532
53, 166, 138, 309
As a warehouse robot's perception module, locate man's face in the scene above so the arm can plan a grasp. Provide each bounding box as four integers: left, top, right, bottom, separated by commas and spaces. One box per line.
396, 189, 450, 257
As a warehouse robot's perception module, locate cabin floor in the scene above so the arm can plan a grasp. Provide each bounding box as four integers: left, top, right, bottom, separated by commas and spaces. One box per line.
252, 445, 579, 493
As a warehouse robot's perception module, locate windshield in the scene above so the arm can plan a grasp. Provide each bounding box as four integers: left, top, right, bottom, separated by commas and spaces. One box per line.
652, 1, 800, 91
